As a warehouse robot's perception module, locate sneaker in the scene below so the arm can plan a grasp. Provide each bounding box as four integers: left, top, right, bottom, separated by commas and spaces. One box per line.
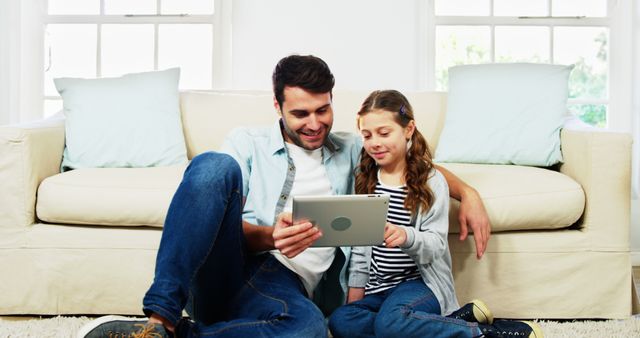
76, 315, 171, 338
479, 319, 544, 338
448, 299, 494, 324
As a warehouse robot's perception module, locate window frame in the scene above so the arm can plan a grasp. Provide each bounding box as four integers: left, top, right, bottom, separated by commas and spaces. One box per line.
43, 0, 232, 112
421, 0, 633, 132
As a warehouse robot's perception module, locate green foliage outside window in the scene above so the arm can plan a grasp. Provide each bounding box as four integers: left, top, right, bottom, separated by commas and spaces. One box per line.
569, 104, 607, 128
436, 31, 608, 128
436, 43, 489, 90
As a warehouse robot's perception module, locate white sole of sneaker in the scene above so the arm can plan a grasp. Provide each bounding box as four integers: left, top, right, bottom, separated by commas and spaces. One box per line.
471, 299, 494, 325
76, 315, 146, 338
522, 321, 544, 338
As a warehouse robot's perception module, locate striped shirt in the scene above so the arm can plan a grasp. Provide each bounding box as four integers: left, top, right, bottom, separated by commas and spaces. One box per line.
365, 181, 420, 295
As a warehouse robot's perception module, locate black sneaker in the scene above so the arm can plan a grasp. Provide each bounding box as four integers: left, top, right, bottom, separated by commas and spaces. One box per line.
448, 299, 494, 324
479, 319, 543, 338
76, 315, 171, 338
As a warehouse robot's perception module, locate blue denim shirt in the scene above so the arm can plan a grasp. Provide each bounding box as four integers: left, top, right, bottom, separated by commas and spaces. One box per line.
220, 120, 362, 314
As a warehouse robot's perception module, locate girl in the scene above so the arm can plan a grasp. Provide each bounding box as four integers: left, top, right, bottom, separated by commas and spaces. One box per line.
328, 90, 542, 338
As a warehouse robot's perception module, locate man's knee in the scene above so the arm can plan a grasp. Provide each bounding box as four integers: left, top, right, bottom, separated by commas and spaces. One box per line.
186, 152, 241, 188
190, 152, 239, 172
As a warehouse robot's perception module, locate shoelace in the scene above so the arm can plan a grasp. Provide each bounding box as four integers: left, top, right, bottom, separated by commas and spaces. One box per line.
131, 323, 165, 338
481, 328, 526, 337
452, 305, 473, 319
457, 309, 472, 318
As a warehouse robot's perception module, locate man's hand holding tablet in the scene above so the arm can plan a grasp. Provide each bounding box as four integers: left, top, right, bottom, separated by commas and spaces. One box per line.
273, 212, 323, 258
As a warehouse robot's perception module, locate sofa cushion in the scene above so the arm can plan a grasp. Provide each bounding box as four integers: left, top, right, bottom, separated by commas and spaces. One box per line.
435, 63, 573, 166
179, 91, 449, 158
180, 91, 275, 159
35, 160, 584, 232
441, 163, 585, 233
55, 68, 188, 171
36, 165, 186, 227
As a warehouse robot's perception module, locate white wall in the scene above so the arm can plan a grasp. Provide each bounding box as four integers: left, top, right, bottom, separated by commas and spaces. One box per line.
231, 0, 421, 91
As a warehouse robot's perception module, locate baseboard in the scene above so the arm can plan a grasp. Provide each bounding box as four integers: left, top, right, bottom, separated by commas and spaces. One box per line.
632, 251, 640, 266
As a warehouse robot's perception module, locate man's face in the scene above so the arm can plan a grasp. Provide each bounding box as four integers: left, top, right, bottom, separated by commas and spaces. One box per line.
276, 86, 333, 150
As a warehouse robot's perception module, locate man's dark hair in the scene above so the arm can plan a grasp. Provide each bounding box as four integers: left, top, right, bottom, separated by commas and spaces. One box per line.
272, 55, 335, 109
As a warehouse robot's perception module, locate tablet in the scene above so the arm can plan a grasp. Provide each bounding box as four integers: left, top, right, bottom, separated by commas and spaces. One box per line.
292, 194, 390, 247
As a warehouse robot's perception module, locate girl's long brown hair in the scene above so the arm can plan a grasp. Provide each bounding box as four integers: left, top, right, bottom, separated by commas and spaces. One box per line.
355, 90, 435, 215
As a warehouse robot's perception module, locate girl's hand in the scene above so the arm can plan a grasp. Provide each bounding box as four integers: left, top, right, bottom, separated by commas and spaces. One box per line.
383, 222, 407, 247
347, 287, 365, 303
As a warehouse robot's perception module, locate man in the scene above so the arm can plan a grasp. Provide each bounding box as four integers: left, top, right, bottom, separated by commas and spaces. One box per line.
78, 55, 490, 338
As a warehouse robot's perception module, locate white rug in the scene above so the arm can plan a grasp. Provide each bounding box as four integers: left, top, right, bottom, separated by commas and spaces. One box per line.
1, 316, 640, 337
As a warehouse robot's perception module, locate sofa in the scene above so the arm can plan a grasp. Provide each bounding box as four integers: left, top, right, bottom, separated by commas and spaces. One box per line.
0, 90, 635, 319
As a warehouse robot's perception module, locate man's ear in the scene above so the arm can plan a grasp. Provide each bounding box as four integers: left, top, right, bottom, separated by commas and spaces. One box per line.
273, 97, 282, 116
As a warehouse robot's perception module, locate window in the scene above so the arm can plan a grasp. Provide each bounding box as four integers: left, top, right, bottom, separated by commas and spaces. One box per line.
43, 0, 228, 117
430, 0, 610, 127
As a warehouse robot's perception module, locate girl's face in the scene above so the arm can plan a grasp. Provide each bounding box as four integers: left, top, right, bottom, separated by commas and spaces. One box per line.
359, 109, 414, 170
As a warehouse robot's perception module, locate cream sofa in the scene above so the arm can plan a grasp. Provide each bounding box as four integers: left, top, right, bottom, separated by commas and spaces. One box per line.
0, 90, 635, 319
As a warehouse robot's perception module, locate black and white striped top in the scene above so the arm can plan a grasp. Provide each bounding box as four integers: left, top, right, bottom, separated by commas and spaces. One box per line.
365, 181, 420, 295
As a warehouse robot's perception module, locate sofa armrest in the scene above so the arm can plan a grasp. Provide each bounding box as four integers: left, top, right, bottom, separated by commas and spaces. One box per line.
0, 118, 65, 228
559, 128, 632, 250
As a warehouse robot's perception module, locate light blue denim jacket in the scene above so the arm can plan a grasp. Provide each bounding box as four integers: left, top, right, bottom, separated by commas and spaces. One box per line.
348, 169, 460, 315
220, 120, 363, 314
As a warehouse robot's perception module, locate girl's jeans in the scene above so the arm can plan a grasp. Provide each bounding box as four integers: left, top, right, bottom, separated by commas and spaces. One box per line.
142, 152, 327, 338
328, 279, 483, 338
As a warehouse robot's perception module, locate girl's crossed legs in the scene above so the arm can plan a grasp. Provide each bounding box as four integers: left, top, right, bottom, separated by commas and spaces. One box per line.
329, 279, 482, 338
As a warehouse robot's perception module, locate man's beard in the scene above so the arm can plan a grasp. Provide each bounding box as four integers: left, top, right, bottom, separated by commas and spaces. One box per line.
281, 119, 329, 150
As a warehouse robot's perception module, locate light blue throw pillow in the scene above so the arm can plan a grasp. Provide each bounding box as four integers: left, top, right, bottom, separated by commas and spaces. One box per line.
55, 68, 188, 170
435, 63, 573, 166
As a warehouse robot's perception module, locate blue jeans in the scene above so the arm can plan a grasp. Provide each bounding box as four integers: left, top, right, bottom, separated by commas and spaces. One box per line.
328, 279, 483, 338
142, 152, 327, 338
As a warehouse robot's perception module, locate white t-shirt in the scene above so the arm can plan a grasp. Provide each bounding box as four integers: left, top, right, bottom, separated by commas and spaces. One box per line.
270, 142, 336, 296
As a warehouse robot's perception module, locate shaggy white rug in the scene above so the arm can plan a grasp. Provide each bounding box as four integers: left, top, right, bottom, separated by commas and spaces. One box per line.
1, 316, 640, 337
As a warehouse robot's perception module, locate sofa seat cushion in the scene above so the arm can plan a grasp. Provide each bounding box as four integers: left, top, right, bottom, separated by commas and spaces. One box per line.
35, 161, 584, 231
441, 163, 585, 233
36, 165, 186, 227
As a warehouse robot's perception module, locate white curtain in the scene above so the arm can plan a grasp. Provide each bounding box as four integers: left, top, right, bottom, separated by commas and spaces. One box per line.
633, 1, 640, 199
0, 0, 45, 125
631, 1, 640, 265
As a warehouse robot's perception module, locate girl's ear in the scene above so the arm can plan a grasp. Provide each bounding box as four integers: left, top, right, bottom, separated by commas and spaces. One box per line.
405, 120, 416, 140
